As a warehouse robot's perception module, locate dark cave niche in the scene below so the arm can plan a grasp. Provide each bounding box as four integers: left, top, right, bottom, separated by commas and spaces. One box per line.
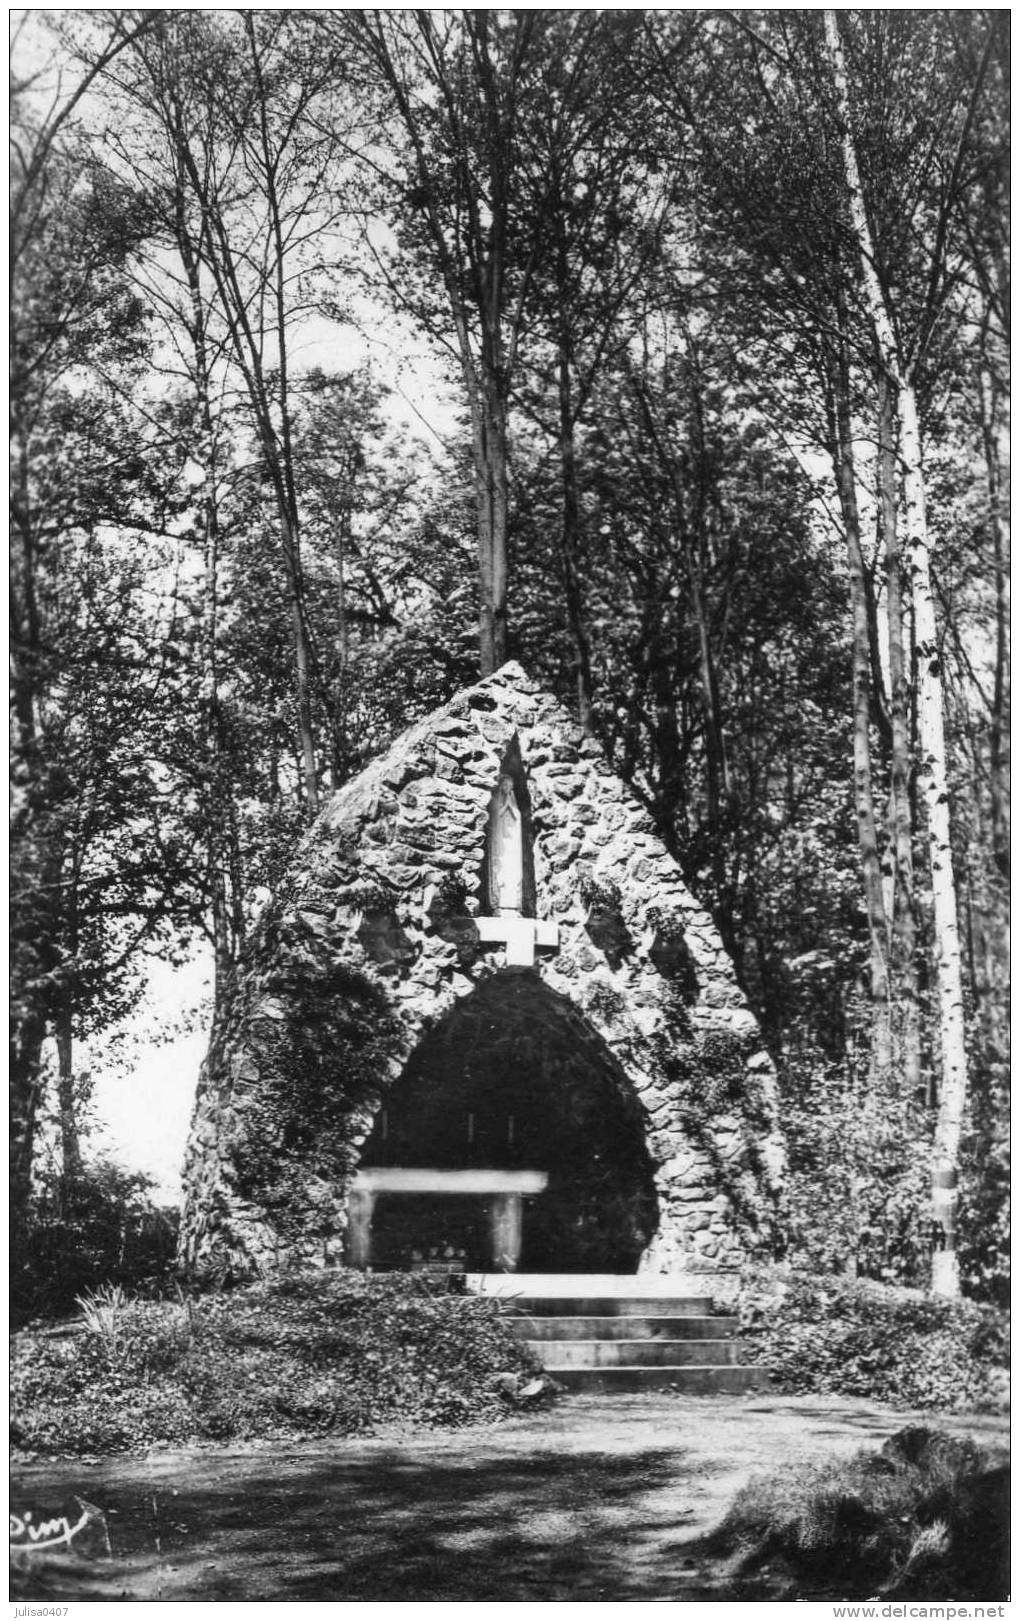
357, 970, 659, 1273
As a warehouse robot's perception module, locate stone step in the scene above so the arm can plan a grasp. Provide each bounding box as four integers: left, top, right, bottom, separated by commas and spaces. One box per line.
467, 1273, 718, 1303
493, 1273, 759, 1395
517, 1314, 738, 1341
544, 1364, 768, 1395
524, 1337, 742, 1368
508, 1295, 716, 1317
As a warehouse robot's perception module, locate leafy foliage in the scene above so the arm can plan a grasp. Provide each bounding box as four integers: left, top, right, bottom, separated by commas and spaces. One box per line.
956, 1056, 1010, 1308
777, 1053, 934, 1285
740, 1268, 1008, 1413
10, 1270, 540, 1457
774, 1043, 1009, 1307
11, 1158, 179, 1326
225, 942, 405, 1239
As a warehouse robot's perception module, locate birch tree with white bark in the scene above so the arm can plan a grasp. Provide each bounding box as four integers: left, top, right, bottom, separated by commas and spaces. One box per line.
822, 9, 992, 1296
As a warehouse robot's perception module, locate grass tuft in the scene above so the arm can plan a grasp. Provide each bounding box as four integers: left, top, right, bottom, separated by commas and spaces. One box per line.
75, 1283, 129, 1347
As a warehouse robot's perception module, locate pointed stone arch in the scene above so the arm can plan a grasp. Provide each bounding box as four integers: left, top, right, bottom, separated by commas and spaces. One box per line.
355, 969, 661, 1273
179, 663, 785, 1284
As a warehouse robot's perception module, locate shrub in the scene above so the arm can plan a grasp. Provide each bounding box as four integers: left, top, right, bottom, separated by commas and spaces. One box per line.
226, 950, 404, 1239
714, 1425, 1009, 1599
740, 1267, 1009, 1412
776, 1054, 934, 1286
956, 1055, 1010, 1308
772, 1044, 1010, 1308
12, 1158, 179, 1324
10, 1268, 541, 1457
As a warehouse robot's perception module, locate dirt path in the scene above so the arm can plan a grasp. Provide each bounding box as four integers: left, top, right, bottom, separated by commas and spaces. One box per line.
10, 1394, 1008, 1602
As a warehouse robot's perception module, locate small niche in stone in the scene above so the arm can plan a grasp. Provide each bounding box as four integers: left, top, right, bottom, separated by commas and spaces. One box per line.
481, 738, 536, 919
352, 886, 415, 969
425, 876, 480, 966
647, 908, 700, 999
475, 738, 558, 967
580, 876, 633, 971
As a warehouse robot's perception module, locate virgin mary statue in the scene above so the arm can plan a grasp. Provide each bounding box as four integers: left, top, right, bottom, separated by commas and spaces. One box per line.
487, 774, 524, 916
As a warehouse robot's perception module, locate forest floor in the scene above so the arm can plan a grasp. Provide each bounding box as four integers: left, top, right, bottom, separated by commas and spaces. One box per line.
10, 1393, 1009, 1603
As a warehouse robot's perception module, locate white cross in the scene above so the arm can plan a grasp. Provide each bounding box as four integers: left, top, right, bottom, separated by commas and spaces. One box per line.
475, 913, 559, 967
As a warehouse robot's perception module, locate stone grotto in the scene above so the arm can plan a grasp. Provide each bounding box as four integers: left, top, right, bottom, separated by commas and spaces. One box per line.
178, 662, 785, 1287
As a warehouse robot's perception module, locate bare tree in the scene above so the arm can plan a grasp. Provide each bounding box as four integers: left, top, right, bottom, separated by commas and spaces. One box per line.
346, 11, 573, 676
109, 11, 357, 816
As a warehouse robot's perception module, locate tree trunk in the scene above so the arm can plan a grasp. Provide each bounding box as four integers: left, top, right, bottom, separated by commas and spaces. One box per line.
556, 317, 594, 731
183, 230, 236, 1004
690, 553, 729, 841
54, 1005, 82, 1188
200, 488, 247, 991
9, 1019, 46, 1247
978, 368, 1009, 882
824, 8, 969, 1295
473, 380, 510, 676
627, 362, 730, 831
472, 396, 496, 678
650, 636, 684, 840
878, 374, 922, 1099
200, 465, 234, 1002
331, 494, 351, 789
687, 364, 735, 834
828, 337, 892, 1075
10, 428, 52, 1243
175, 187, 241, 1005
162, 40, 321, 823
899, 387, 969, 1296
277, 504, 320, 815
227, 792, 246, 955
488, 393, 510, 674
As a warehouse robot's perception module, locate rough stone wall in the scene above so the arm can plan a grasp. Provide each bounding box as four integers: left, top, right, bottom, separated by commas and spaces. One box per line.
179, 662, 785, 1281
